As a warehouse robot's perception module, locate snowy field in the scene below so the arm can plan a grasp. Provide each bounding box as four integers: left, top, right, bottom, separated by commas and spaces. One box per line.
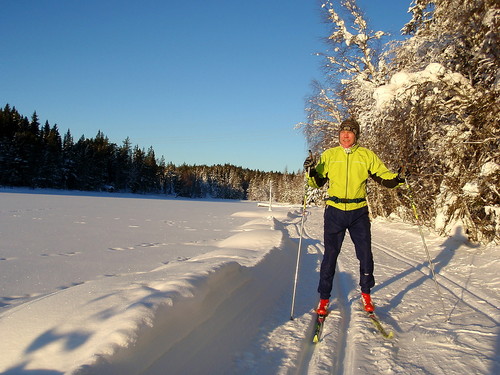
0, 189, 498, 374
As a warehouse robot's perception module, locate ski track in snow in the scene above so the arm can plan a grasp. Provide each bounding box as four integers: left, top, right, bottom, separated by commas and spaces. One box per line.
373, 241, 499, 325
0, 191, 499, 374
267, 208, 499, 375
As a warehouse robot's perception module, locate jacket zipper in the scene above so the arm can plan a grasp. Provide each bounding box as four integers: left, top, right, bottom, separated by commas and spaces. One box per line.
345, 151, 349, 210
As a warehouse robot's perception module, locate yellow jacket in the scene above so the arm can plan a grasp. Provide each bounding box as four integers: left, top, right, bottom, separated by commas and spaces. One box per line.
308, 144, 401, 211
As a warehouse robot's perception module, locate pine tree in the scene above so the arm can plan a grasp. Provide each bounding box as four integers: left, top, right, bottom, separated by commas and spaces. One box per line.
62, 129, 77, 189
36, 122, 63, 187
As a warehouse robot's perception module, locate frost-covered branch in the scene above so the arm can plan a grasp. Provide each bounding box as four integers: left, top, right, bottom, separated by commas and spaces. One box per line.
402, 0, 435, 35
320, 0, 388, 83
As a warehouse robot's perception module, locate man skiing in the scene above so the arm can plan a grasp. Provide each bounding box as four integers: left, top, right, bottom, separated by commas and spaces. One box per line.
304, 118, 406, 315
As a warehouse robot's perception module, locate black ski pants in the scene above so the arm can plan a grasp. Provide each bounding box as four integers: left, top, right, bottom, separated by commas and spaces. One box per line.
318, 205, 375, 299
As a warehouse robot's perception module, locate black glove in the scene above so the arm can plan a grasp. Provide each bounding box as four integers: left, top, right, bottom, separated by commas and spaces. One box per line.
397, 165, 409, 182
303, 155, 315, 170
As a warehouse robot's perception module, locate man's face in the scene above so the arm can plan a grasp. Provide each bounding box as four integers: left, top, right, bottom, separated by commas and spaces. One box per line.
339, 130, 356, 148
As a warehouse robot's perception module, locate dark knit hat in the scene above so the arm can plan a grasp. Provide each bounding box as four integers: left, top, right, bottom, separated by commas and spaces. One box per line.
339, 118, 360, 137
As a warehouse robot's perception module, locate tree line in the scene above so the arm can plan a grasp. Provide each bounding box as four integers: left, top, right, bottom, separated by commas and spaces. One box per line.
0, 104, 305, 203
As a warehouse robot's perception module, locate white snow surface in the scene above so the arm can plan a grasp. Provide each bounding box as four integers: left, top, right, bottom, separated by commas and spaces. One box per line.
1, 189, 499, 375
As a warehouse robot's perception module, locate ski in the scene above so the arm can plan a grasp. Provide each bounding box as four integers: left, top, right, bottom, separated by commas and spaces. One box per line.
312, 313, 327, 343
367, 312, 394, 339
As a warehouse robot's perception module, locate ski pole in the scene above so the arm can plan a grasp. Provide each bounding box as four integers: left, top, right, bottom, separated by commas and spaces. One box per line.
290, 151, 312, 320
404, 171, 449, 321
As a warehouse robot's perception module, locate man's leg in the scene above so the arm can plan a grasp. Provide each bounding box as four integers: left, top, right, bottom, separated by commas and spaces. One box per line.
348, 206, 375, 294
318, 206, 346, 299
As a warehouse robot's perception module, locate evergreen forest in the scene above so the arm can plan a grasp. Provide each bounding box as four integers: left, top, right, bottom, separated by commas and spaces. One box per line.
0, 104, 305, 203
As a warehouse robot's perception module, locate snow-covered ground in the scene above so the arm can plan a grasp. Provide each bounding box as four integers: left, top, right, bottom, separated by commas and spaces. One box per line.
1, 189, 498, 374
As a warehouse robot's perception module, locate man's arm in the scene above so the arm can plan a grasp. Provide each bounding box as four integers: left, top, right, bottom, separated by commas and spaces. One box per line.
304, 153, 328, 188
308, 168, 328, 188
368, 150, 407, 188
369, 166, 407, 188
369, 173, 401, 188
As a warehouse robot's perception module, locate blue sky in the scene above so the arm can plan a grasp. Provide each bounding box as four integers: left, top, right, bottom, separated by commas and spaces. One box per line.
1, 0, 411, 172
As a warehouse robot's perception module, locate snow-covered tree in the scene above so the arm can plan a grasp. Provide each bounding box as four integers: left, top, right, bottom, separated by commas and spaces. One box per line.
371, 0, 500, 243
301, 0, 499, 243
301, 0, 392, 152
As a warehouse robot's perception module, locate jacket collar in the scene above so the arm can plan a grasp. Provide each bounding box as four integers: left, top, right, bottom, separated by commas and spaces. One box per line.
342, 143, 359, 154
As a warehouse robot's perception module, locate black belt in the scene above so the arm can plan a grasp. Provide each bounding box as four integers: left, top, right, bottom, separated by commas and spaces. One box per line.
327, 196, 366, 204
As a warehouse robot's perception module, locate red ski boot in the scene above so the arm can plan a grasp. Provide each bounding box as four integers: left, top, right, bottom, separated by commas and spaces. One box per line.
361, 292, 374, 312
316, 299, 329, 316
